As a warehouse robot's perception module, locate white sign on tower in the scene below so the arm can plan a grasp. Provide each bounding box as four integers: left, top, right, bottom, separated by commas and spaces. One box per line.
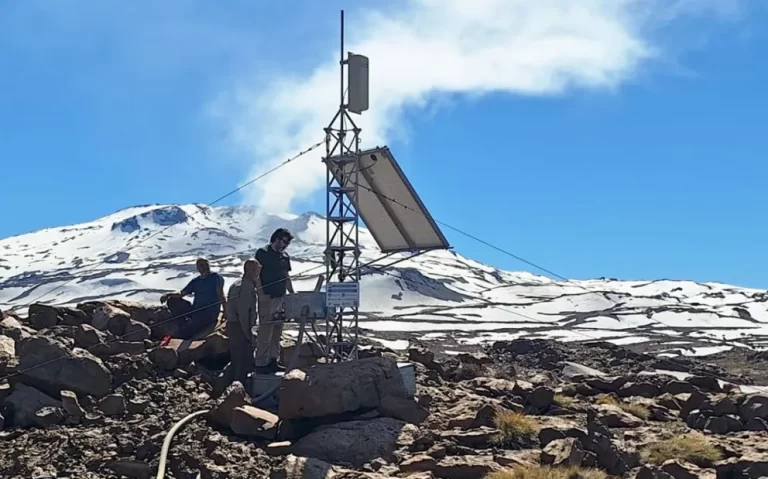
326, 282, 360, 309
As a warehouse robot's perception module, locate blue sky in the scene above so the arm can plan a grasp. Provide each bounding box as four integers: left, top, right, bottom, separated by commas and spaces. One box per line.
1, 0, 767, 288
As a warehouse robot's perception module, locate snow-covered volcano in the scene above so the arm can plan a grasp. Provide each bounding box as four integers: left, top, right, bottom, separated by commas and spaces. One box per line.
1, 204, 767, 356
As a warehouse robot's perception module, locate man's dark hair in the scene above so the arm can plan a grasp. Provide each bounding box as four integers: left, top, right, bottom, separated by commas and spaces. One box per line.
270, 228, 294, 243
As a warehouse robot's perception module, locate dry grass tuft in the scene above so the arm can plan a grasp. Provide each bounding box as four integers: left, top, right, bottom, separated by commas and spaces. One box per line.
487, 465, 608, 479
621, 402, 650, 420
641, 433, 723, 466
594, 394, 650, 420
553, 394, 577, 409
492, 410, 540, 446
595, 394, 619, 406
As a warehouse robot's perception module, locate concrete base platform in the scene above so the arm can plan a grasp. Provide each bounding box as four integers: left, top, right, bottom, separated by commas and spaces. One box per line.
246, 361, 416, 405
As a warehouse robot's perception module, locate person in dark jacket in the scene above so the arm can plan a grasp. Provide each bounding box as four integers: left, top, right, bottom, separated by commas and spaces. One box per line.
253, 228, 294, 373
161, 258, 226, 339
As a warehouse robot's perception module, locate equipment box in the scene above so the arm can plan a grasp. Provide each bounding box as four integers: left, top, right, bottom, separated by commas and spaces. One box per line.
282, 292, 328, 321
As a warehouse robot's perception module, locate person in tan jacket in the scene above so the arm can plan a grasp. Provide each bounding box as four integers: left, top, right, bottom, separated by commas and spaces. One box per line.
225, 259, 262, 384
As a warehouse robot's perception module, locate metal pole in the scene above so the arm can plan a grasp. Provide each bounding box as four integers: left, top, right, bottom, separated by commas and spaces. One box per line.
324, 132, 331, 358
341, 10, 345, 115
353, 132, 360, 360
337, 10, 346, 355
338, 9, 345, 284
349, 10, 360, 358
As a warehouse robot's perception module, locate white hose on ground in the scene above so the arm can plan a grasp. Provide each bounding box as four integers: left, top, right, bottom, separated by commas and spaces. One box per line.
155, 410, 209, 479
154, 319, 307, 479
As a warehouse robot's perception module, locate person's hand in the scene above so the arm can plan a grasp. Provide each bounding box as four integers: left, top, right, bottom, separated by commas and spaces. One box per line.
161, 292, 182, 304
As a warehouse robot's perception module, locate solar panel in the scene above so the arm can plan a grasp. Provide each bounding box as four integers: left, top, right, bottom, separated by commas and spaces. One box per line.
325, 146, 450, 253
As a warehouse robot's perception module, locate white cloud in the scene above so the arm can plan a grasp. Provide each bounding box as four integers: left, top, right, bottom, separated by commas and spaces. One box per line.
211, 0, 738, 214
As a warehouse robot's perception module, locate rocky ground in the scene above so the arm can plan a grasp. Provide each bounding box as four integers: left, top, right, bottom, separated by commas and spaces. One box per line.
0, 301, 767, 479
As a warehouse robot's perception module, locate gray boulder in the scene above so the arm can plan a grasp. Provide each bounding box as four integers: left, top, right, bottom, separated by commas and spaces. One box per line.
17, 336, 112, 398
0, 335, 15, 365
278, 356, 408, 420
28, 304, 88, 329
3, 383, 63, 428
0, 316, 35, 343
291, 417, 416, 467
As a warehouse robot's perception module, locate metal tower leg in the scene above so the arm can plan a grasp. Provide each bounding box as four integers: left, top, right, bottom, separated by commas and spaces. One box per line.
322, 10, 362, 362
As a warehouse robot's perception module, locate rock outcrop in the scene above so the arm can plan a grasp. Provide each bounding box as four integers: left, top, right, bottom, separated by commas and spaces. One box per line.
0, 303, 766, 479
16, 335, 112, 398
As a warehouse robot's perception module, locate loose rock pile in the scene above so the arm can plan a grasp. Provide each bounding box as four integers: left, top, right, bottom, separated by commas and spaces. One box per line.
0, 301, 767, 478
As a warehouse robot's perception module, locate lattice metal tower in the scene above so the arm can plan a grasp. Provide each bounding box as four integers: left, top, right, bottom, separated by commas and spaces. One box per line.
322, 10, 369, 362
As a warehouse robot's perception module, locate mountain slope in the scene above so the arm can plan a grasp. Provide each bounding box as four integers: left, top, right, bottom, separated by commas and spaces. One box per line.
1, 204, 767, 356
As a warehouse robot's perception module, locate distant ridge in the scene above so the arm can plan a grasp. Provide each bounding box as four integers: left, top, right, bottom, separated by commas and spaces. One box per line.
1, 204, 766, 356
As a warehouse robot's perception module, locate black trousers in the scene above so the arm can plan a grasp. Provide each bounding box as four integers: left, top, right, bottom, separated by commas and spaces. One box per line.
166, 297, 218, 339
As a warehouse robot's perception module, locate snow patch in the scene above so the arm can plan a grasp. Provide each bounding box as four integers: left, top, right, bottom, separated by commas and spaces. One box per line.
1, 203, 766, 357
